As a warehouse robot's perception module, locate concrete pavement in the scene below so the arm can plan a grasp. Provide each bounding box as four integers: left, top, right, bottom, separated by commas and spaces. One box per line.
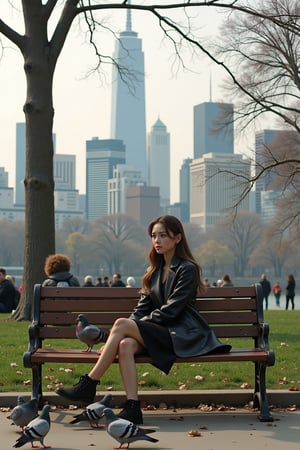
1, 391, 300, 449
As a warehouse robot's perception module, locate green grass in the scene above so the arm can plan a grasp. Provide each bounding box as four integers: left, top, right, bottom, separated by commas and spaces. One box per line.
0, 311, 299, 393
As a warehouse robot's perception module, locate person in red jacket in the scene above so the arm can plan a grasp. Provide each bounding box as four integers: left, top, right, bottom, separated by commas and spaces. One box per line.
272, 281, 282, 307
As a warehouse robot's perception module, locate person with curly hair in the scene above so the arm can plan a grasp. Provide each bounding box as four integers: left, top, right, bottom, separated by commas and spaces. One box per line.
42, 253, 80, 287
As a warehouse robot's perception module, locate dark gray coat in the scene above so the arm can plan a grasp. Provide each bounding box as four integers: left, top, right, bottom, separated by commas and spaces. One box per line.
130, 255, 231, 358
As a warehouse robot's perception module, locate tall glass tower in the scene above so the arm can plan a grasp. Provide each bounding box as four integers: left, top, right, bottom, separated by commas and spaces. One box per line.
193, 102, 234, 158
110, 7, 147, 179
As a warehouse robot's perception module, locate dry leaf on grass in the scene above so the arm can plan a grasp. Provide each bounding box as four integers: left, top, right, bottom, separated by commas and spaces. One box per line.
240, 382, 251, 389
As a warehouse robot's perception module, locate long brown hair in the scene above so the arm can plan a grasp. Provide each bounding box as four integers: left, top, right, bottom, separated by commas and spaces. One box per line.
142, 215, 204, 293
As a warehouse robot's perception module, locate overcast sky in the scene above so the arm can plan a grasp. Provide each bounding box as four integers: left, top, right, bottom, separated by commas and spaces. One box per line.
0, 3, 260, 203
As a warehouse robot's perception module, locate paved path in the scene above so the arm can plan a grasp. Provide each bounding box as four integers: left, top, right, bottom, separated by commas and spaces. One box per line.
2, 405, 300, 449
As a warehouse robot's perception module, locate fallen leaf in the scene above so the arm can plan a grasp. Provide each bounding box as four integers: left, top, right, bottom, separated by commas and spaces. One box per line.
240, 382, 251, 389
188, 429, 202, 437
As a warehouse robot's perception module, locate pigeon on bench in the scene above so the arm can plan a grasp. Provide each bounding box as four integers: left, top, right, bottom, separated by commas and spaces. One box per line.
76, 313, 109, 352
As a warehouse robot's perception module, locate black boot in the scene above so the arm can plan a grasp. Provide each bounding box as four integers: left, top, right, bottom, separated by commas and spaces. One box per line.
55, 374, 98, 404
118, 399, 143, 424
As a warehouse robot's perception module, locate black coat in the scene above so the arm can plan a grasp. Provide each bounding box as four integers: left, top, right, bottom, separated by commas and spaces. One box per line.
130, 255, 231, 358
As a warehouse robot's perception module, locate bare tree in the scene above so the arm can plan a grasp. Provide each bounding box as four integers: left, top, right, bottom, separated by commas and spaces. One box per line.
214, 211, 264, 277
1, 1, 297, 319
214, 0, 300, 219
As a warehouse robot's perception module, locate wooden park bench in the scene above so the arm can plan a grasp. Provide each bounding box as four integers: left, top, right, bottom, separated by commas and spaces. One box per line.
23, 284, 275, 421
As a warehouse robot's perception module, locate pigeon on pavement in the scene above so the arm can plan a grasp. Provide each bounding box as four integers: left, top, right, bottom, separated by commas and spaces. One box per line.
103, 407, 158, 449
70, 393, 113, 427
13, 404, 51, 448
76, 313, 108, 352
7, 397, 38, 430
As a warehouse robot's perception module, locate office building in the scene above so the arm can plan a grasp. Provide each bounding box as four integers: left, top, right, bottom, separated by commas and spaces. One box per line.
86, 137, 125, 221
193, 102, 234, 158
108, 164, 146, 215
110, 7, 147, 178
255, 129, 281, 215
126, 185, 160, 227
179, 158, 192, 222
147, 118, 170, 210
53, 154, 83, 228
0, 166, 24, 222
190, 153, 251, 231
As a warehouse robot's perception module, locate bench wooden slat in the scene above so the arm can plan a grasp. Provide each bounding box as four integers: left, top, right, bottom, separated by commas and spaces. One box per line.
38, 310, 258, 326
38, 324, 259, 339
29, 347, 270, 364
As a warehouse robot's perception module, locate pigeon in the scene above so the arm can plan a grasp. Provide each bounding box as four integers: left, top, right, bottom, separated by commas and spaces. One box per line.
70, 393, 113, 427
7, 397, 38, 430
76, 313, 108, 352
13, 404, 51, 448
103, 408, 158, 449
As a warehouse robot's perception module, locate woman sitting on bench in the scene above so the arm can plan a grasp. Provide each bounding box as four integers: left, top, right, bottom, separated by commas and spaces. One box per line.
56, 215, 231, 424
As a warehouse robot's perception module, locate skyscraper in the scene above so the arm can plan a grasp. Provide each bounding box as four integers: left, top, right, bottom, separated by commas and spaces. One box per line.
193, 102, 234, 158
86, 137, 125, 221
110, 7, 147, 178
147, 118, 170, 210
107, 164, 146, 215
179, 157, 192, 222
190, 152, 250, 231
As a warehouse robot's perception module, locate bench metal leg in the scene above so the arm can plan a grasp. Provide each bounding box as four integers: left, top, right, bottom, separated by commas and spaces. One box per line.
31, 364, 44, 409
253, 362, 273, 422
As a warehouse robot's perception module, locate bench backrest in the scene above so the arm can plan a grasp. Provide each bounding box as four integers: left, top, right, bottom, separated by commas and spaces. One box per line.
33, 284, 264, 341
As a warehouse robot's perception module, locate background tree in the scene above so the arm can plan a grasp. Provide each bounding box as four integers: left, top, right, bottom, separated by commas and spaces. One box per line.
88, 214, 147, 275
65, 231, 86, 275
215, 0, 300, 223
0, 220, 24, 266
214, 211, 263, 277
194, 239, 235, 278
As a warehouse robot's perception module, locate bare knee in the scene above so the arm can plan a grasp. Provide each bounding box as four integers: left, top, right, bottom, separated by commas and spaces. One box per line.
111, 317, 131, 333
118, 337, 137, 359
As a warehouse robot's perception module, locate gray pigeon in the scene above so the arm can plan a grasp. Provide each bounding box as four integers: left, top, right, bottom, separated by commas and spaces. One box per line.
70, 393, 113, 427
103, 407, 158, 449
76, 313, 108, 352
13, 404, 51, 448
7, 397, 38, 430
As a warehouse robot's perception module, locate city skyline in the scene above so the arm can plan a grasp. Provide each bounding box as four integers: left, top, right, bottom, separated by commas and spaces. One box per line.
0, 5, 276, 204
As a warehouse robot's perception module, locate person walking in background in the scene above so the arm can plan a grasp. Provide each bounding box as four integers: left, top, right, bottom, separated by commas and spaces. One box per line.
259, 273, 271, 310
111, 273, 126, 287
220, 274, 233, 287
42, 254, 80, 287
55, 215, 231, 425
272, 281, 282, 307
286, 274, 296, 310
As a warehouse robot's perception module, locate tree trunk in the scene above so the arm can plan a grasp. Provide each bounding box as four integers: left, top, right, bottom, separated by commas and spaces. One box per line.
13, 4, 56, 320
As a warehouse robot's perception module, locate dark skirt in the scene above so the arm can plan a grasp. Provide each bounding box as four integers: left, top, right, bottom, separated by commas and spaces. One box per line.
135, 321, 176, 374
